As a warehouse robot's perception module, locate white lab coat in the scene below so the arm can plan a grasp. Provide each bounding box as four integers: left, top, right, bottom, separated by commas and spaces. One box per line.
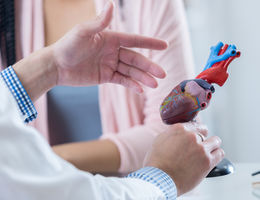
0, 79, 165, 200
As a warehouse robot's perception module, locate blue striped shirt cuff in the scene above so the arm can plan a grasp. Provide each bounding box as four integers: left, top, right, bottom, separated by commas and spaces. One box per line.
127, 167, 177, 200
0, 66, 37, 123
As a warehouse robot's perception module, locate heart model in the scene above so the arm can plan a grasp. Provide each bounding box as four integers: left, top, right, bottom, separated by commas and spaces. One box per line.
160, 42, 241, 125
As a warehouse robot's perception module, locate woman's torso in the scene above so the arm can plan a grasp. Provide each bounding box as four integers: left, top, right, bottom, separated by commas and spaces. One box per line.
44, 0, 96, 46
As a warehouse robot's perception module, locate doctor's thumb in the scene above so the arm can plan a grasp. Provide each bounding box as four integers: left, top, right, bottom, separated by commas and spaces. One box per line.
85, 1, 114, 34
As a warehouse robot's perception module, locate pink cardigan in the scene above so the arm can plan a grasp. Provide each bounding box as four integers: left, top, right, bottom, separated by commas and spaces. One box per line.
15, 0, 195, 173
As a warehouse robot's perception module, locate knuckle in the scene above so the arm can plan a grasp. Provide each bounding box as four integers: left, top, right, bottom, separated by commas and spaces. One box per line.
174, 123, 185, 132
198, 145, 211, 168
198, 144, 207, 155
200, 124, 209, 131
205, 157, 212, 169
211, 149, 224, 166
200, 126, 209, 136
188, 132, 197, 143
217, 148, 225, 160
214, 136, 222, 145
202, 154, 211, 169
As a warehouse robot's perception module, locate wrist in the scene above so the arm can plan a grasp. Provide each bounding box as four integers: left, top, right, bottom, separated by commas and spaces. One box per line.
127, 167, 177, 200
13, 46, 58, 102
145, 161, 182, 196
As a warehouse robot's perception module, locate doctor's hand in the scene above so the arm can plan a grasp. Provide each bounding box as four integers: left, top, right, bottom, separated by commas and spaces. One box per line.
52, 1, 167, 93
144, 123, 224, 196
13, 1, 167, 101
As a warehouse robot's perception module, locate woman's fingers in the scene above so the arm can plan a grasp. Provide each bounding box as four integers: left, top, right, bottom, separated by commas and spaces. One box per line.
117, 62, 158, 88
110, 71, 143, 93
119, 48, 166, 79
203, 136, 222, 152
116, 32, 168, 50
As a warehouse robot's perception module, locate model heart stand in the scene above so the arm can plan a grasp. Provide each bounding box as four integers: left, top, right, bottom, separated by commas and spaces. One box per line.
160, 42, 241, 177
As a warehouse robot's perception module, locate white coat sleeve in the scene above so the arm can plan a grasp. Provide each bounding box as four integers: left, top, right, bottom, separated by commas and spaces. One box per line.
0, 78, 167, 200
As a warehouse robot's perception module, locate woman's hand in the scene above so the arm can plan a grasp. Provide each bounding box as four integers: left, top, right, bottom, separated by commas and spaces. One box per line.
12, 1, 167, 102
53, 1, 167, 93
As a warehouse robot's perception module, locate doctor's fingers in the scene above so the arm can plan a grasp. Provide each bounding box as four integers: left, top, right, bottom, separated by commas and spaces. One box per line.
183, 121, 209, 137
119, 48, 166, 79
109, 71, 143, 93
201, 136, 224, 168
116, 32, 168, 50
203, 136, 222, 153
210, 148, 225, 167
117, 62, 158, 89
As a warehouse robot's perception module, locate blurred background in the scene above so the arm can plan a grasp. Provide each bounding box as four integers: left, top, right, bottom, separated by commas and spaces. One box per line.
184, 0, 260, 163
47, 0, 260, 163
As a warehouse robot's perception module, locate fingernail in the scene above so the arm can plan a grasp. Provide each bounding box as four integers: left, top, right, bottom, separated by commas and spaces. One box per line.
157, 68, 166, 79
151, 80, 158, 88
161, 70, 167, 78
134, 86, 143, 94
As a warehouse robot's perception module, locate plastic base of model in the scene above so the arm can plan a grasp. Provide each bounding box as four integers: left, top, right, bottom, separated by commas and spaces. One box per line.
206, 158, 235, 178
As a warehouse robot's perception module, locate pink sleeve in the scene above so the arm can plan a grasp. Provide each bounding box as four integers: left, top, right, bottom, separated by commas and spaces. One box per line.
103, 0, 195, 173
